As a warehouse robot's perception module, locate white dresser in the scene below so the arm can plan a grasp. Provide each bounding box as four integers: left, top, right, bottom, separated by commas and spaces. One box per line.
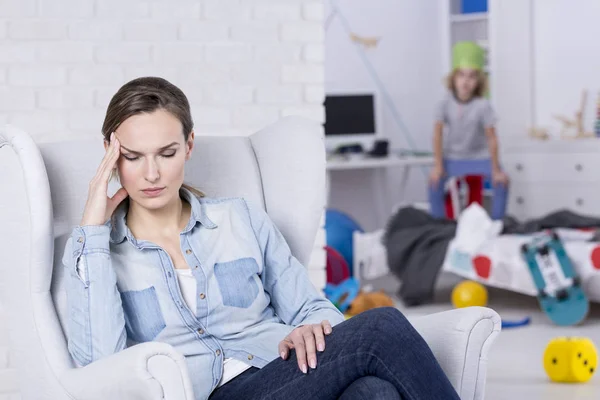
502, 140, 600, 220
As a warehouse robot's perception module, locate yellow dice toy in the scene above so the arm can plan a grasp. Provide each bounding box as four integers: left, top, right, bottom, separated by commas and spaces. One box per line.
543, 337, 597, 383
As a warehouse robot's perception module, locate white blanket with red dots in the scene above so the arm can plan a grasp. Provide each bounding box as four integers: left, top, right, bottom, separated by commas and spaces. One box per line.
442, 204, 600, 302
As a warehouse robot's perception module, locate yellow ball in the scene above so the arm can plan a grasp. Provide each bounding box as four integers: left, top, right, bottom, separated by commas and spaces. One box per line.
544, 337, 597, 383
451, 280, 488, 308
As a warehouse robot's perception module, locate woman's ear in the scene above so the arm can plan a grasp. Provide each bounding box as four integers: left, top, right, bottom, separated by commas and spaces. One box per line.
185, 131, 195, 161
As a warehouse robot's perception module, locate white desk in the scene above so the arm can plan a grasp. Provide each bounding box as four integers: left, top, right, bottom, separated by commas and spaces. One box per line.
326, 153, 435, 226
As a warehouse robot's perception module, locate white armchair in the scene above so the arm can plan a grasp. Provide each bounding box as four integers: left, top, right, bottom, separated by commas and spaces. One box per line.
0, 116, 500, 400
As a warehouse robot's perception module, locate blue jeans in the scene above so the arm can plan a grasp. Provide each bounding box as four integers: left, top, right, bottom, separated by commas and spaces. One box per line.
428, 158, 508, 220
209, 308, 460, 400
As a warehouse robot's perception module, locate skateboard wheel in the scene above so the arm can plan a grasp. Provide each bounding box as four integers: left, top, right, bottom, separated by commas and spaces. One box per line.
539, 245, 550, 256
521, 244, 529, 254
556, 289, 568, 301
551, 232, 560, 241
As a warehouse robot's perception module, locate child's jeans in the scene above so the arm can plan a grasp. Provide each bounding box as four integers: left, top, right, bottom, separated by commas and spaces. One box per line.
428, 158, 508, 220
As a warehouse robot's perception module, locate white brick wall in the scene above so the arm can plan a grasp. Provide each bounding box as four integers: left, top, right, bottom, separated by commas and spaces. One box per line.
0, 0, 324, 142
0, 0, 325, 397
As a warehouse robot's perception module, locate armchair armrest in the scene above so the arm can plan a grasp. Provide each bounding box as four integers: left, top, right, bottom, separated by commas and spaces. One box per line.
408, 307, 501, 400
59, 342, 195, 400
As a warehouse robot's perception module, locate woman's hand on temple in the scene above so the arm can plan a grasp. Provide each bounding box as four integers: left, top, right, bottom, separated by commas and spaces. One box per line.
278, 320, 333, 374
80, 132, 129, 226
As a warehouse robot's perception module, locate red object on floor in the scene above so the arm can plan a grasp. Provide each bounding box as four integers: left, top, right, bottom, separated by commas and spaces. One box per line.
445, 175, 484, 219
325, 246, 351, 285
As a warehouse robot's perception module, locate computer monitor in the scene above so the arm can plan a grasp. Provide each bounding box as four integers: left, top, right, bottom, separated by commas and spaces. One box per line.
323, 91, 382, 151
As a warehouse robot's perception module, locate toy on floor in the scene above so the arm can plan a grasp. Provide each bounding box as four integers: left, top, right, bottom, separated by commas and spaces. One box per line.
451, 280, 488, 308
501, 316, 531, 329
324, 245, 359, 312
325, 245, 351, 285
324, 245, 396, 315
521, 231, 589, 326
544, 337, 597, 383
346, 290, 395, 317
324, 277, 360, 313
325, 209, 364, 275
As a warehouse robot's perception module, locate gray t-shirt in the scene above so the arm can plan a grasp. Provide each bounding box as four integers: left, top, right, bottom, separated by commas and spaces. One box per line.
435, 91, 497, 160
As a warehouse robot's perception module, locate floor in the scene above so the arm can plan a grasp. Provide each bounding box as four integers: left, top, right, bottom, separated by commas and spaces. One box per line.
365, 272, 600, 400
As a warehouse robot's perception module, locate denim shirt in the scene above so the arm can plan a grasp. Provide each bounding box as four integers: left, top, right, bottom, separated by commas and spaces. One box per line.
62, 188, 344, 400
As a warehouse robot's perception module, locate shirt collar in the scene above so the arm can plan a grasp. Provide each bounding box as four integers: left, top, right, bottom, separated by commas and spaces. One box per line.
109, 186, 217, 245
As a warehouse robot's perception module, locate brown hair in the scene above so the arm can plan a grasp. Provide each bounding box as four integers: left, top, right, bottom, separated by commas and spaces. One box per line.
445, 69, 488, 98
102, 76, 204, 197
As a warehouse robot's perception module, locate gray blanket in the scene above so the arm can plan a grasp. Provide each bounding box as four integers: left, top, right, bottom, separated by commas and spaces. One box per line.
384, 207, 600, 306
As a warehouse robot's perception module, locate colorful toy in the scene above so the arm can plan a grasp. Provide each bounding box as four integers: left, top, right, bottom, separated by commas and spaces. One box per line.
346, 290, 395, 317
325, 245, 351, 285
501, 316, 531, 329
325, 209, 364, 274
543, 337, 597, 383
521, 231, 589, 326
324, 278, 360, 313
451, 280, 488, 308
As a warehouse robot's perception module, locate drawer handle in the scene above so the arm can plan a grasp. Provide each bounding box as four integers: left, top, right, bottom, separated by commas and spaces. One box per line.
576, 198, 584, 206
516, 196, 524, 204
575, 164, 583, 171
516, 163, 523, 171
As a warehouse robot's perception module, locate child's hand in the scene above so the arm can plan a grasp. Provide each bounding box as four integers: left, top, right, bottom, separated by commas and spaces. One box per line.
492, 169, 509, 186
429, 166, 445, 187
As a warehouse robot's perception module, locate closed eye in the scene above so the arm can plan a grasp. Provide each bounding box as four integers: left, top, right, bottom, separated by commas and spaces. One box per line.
122, 151, 176, 161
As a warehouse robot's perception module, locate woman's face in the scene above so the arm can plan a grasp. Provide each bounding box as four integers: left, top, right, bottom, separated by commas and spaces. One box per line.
109, 109, 194, 210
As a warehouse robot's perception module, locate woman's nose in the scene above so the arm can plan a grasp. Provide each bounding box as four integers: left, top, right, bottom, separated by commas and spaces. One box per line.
144, 159, 160, 182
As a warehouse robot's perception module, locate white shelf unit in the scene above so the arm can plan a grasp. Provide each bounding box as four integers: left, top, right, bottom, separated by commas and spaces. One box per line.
441, 0, 491, 89
450, 12, 488, 23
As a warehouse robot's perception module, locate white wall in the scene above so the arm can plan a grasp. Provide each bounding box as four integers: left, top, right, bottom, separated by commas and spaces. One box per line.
492, 0, 600, 146
0, 1, 325, 397
532, 0, 600, 136
325, 0, 444, 231
0, 0, 325, 143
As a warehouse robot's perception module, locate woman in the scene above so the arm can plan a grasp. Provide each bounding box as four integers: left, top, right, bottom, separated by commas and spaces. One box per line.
63, 76, 460, 400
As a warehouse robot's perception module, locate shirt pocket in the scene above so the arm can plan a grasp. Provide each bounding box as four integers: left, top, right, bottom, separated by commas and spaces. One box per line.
214, 257, 260, 308
120, 286, 166, 343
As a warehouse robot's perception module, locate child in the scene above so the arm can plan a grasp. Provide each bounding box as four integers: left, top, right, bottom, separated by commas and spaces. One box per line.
428, 41, 509, 220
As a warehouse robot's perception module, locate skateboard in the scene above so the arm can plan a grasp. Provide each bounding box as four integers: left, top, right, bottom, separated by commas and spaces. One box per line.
520, 231, 589, 326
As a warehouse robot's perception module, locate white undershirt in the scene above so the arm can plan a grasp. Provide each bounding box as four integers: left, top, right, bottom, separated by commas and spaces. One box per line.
175, 268, 252, 387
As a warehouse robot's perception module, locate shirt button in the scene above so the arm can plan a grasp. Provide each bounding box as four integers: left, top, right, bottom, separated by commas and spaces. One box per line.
197, 328, 204, 335
186, 249, 192, 255
216, 349, 221, 356
247, 354, 254, 361
77, 237, 84, 243
199, 293, 206, 299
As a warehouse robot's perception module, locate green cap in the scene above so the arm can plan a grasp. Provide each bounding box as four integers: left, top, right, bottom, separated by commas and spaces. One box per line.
452, 41, 485, 71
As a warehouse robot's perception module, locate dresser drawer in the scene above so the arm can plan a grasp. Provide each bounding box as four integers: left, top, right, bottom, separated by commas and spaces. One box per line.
508, 183, 600, 220
502, 153, 600, 183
